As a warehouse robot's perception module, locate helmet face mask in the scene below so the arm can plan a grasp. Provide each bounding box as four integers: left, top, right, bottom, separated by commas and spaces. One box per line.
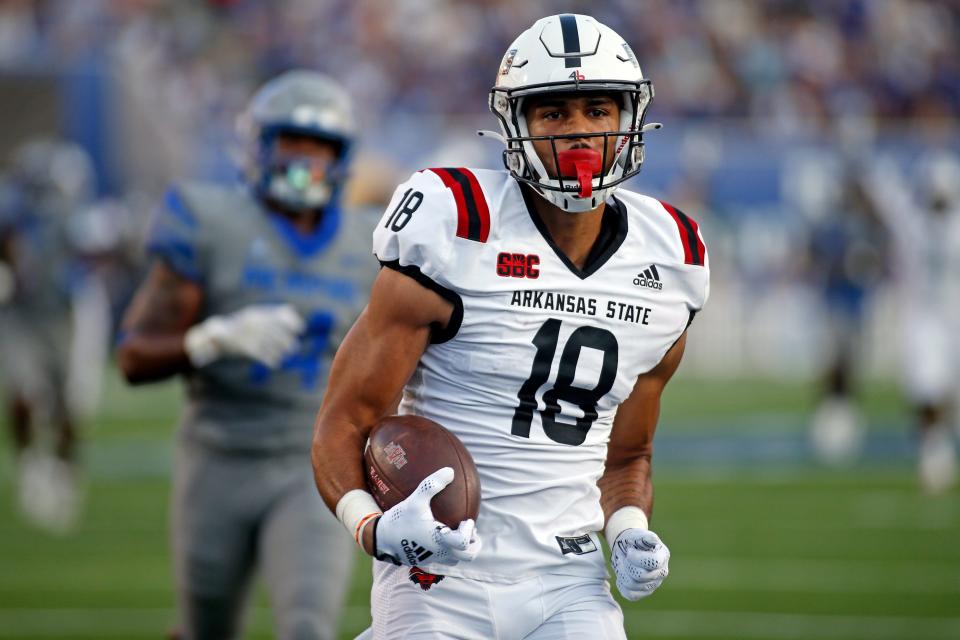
238, 71, 355, 214
257, 128, 347, 212
488, 15, 656, 212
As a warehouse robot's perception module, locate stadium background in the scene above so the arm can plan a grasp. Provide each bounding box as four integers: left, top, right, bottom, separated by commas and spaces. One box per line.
0, 1, 958, 638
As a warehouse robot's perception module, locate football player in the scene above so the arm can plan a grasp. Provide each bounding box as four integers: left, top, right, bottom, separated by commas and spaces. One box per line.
0, 138, 97, 534
805, 165, 889, 465
312, 14, 709, 639
867, 152, 960, 493
118, 71, 376, 639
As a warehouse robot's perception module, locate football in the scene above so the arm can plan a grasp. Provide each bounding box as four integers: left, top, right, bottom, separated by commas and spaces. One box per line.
364, 414, 481, 528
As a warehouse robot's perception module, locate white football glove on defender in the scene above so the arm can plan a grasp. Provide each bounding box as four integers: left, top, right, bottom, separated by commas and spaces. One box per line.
374, 467, 482, 567
610, 529, 670, 601
184, 303, 305, 368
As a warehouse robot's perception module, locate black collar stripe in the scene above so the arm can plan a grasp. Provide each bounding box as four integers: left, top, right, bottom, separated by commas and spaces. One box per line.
559, 14, 581, 68
659, 200, 705, 266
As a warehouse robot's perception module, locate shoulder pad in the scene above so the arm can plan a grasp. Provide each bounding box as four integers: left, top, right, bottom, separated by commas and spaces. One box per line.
144, 182, 207, 282
373, 169, 489, 283
657, 199, 707, 267
657, 199, 710, 311
144, 181, 250, 281
423, 168, 491, 243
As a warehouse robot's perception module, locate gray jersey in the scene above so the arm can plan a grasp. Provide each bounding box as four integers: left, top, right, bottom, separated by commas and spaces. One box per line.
2, 198, 77, 316
0, 192, 77, 401
147, 181, 377, 452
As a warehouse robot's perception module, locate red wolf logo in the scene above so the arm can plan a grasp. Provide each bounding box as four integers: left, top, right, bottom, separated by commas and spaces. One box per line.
408, 567, 445, 591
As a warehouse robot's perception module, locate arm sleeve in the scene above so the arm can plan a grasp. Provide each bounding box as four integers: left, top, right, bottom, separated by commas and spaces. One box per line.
144, 185, 205, 282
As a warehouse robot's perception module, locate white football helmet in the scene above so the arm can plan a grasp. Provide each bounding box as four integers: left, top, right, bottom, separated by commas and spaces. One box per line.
483, 14, 658, 212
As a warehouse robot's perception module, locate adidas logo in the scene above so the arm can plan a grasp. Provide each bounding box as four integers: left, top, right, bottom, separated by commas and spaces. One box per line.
400, 539, 433, 565
633, 265, 663, 290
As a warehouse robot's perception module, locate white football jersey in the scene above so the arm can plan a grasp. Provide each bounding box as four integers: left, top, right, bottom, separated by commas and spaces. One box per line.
373, 168, 709, 582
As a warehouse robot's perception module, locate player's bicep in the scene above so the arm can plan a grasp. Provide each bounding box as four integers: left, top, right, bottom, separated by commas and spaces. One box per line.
318, 267, 453, 430
121, 260, 203, 335
607, 331, 688, 466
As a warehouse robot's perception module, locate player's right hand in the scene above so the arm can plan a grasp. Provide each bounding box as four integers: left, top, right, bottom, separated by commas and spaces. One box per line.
611, 528, 670, 601
373, 467, 482, 567
184, 303, 305, 368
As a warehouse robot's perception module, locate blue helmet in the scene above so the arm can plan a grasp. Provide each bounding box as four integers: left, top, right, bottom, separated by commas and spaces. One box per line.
238, 70, 355, 212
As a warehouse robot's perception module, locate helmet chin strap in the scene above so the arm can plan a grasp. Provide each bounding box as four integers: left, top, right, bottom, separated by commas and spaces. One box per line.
557, 149, 602, 198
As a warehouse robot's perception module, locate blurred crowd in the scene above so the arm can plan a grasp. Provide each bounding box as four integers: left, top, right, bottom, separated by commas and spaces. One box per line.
0, 0, 957, 176
2, 0, 958, 122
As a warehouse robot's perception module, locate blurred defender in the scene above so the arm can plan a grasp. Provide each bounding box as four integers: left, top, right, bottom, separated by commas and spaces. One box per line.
0, 139, 100, 533
118, 71, 375, 639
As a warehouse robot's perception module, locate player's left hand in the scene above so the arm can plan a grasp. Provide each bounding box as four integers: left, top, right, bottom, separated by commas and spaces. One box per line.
610, 528, 670, 601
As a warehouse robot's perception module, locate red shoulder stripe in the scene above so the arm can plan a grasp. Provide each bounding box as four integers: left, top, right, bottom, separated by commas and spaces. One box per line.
427, 168, 489, 243
458, 169, 491, 243
659, 200, 705, 266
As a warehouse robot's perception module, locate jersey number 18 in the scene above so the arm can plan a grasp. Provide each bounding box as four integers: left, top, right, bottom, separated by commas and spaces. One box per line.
511, 318, 618, 446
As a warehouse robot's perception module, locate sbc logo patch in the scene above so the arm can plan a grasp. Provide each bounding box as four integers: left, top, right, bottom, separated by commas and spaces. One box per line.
497, 252, 540, 279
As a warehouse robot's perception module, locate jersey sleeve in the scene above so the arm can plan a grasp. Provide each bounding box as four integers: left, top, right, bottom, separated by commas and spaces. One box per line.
372, 170, 460, 287
144, 184, 206, 282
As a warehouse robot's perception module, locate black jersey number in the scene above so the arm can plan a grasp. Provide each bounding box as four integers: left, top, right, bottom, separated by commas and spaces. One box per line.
384, 188, 423, 232
511, 318, 619, 446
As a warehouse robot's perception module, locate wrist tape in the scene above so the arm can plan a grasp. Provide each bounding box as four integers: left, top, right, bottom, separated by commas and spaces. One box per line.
335, 489, 383, 548
604, 506, 650, 545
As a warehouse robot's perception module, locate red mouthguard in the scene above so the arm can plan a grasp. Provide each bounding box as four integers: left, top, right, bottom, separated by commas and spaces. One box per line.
557, 149, 602, 198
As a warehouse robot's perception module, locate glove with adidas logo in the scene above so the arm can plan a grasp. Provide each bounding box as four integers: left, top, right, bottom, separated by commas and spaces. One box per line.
373, 467, 482, 567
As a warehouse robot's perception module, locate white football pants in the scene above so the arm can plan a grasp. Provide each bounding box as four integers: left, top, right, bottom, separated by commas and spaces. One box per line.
358, 559, 626, 639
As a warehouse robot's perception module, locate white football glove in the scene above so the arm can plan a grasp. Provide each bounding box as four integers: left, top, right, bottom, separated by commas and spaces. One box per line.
374, 467, 481, 567
184, 303, 305, 368
611, 529, 670, 601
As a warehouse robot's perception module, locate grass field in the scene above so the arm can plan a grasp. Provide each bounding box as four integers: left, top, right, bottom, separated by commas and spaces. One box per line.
1, 371, 958, 640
